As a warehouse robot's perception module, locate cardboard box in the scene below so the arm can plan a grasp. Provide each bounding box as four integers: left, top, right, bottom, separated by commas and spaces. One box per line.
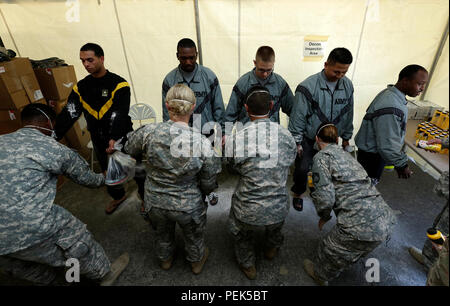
34, 65, 77, 101
0, 109, 21, 135
65, 114, 91, 161
0, 57, 46, 110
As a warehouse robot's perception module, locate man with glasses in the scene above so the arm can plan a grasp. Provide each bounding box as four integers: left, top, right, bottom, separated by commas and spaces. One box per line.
224, 46, 294, 127
288, 48, 355, 212
162, 38, 224, 205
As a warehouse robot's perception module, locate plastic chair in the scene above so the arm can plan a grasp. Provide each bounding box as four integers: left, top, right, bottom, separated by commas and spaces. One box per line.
129, 103, 157, 127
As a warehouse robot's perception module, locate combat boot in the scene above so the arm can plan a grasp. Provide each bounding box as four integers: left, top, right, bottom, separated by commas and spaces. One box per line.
100, 253, 130, 286
303, 259, 328, 286
240, 265, 257, 280
191, 247, 209, 275
160, 256, 174, 270
408, 247, 425, 265
264, 247, 278, 260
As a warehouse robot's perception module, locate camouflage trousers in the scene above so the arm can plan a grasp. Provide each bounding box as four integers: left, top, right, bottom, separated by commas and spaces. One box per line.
228, 210, 284, 268
148, 204, 207, 263
423, 202, 449, 271
0, 214, 110, 285
426, 240, 449, 286
314, 226, 382, 282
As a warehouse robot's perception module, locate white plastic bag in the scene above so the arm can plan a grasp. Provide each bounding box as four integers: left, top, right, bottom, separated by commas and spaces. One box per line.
105, 151, 136, 186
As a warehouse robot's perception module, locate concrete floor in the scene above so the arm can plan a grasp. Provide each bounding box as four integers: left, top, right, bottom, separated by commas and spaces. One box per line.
0, 160, 445, 286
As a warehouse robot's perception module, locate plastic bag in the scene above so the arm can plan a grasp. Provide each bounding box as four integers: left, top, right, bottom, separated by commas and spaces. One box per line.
105, 151, 136, 186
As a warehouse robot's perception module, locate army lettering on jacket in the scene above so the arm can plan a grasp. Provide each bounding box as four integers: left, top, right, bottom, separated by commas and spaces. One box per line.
124, 121, 221, 213
162, 64, 225, 132
227, 119, 297, 226
355, 85, 409, 168
311, 143, 396, 241
55, 71, 133, 142
224, 69, 294, 125
0, 128, 104, 255
288, 70, 354, 144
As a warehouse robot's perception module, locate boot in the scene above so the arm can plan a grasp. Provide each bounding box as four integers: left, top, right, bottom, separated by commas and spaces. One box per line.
264, 247, 278, 260
105, 195, 127, 215
100, 253, 130, 286
293, 197, 303, 211
160, 256, 174, 270
240, 265, 257, 280
191, 247, 209, 275
408, 247, 425, 265
303, 259, 328, 286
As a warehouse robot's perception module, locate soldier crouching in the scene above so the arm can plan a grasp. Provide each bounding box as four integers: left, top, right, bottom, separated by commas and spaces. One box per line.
226, 85, 297, 280
0, 104, 129, 286
303, 122, 397, 285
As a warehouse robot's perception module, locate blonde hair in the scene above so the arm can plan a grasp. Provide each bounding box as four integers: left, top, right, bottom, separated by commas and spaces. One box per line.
165, 84, 196, 117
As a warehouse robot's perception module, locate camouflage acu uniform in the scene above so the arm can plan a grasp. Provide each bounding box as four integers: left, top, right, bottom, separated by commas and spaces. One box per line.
426, 238, 449, 286
422, 138, 449, 271
0, 128, 109, 285
227, 119, 297, 268
124, 121, 221, 263
310, 143, 396, 282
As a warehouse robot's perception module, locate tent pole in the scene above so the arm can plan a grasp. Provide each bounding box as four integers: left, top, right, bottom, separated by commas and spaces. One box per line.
113, 0, 138, 104
238, 0, 241, 78
421, 17, 449, 101
194, 0, 203, 65
0, 8, 20, 56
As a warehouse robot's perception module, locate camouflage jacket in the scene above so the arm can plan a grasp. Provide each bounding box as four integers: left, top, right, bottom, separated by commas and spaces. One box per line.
0, 128, 104, 255
434, 138, 449, 201
311, 143, 396, 241
227, 118, 297, 226
124, 120, 221, 213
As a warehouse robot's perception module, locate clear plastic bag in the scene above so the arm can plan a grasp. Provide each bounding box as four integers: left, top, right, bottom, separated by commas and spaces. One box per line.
105, 151, 136, 186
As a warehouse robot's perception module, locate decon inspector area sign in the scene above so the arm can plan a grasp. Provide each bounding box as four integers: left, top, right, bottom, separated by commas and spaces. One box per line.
303, 36, 329, 61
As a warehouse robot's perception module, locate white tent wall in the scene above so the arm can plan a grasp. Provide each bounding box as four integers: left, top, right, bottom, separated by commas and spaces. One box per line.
0, 0, 448, 139
425, 37, 449, 109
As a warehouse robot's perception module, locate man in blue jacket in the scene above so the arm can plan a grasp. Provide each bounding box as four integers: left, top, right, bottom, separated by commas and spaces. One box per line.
224, 46, 294, 126
355, 65, 428, 185
162, 38, 224, 205
288, 48, 355, 211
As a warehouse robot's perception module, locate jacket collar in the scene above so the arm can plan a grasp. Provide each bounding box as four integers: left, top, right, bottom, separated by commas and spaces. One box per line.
387, 85, 407, 105
175, 64, 201, 84
319, 70, 343, 91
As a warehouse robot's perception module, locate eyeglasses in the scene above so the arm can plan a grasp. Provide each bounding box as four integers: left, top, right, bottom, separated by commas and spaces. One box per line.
256, 67, 273, 74
179, 56, 196, 61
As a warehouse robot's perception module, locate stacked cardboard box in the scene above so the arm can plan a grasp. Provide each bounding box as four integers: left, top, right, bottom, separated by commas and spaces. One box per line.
34, 65, 76, 101
34, 65, 91, 161
0, 57, 46, 110
0, 58, 47, 135
0, 109, 21, 135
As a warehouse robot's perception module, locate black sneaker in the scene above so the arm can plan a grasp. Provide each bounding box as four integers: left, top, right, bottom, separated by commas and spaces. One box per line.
293, 198, 303, 211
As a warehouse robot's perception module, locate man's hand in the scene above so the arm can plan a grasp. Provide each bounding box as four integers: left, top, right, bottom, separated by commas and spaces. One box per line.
396, 165, 413, 179
106, 139, 116, 154
318, 218, 329, 231
297, 144, 303, 157
342, 139, 350, 150
431, 241, 444, 252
